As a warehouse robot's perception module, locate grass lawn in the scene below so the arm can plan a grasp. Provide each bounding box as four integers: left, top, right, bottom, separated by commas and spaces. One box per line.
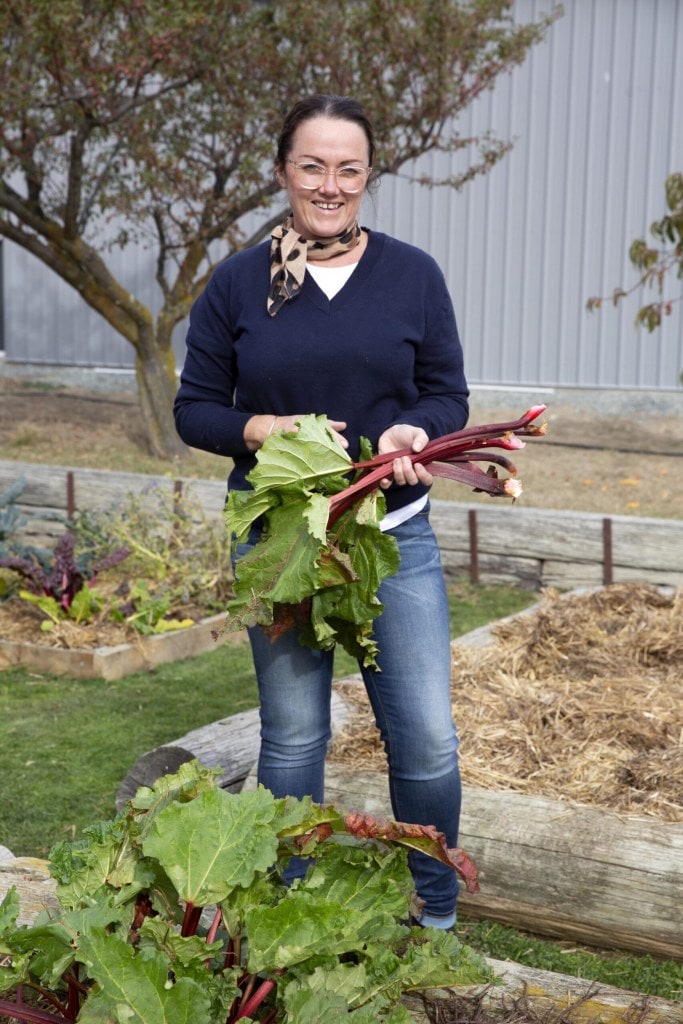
0, 582, 532, 860
1, 581, 681, 1002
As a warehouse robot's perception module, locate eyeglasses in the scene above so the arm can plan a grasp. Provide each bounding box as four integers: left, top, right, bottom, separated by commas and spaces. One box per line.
286, 160, 371, 193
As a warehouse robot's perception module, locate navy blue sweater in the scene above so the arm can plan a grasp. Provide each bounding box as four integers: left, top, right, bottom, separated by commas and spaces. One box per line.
174, 229, 469, 513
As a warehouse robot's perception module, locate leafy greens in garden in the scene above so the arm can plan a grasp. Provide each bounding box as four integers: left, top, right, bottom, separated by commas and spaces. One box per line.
0, 760, 489, 1024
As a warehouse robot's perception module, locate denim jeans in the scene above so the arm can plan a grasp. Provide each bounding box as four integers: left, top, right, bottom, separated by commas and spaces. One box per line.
234, 506, 461, 916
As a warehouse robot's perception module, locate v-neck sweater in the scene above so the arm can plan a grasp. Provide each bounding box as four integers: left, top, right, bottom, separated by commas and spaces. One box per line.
174, 229, 469, 514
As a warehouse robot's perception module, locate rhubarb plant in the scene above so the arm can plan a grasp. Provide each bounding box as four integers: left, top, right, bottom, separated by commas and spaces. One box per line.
0, 760, 490, 1024
224, 407, 546, 666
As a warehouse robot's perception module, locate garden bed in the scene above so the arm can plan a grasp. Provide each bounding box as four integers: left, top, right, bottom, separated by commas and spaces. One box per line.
116, 583, 682, 956
0, 609, 232, 680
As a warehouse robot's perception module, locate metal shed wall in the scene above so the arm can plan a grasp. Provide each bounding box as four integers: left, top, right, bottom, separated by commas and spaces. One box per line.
2, 0, 682, 390
364, 0, 683, 391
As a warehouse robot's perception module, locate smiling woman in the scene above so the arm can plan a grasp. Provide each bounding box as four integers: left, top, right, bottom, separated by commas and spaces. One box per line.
173, 93, 471, 932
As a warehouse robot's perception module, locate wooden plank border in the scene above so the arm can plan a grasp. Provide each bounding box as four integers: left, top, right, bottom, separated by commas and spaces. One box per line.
2, 461, 683, 590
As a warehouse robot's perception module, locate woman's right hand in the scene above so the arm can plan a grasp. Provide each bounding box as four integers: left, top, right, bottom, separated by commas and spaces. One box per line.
244, 414, 348, 451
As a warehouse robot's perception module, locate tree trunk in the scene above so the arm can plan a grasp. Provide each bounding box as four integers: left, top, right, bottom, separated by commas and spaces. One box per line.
134, 331, 188, 460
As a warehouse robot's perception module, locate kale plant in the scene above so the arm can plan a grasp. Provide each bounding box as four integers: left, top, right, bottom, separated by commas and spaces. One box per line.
0, 529, 130, 628
0, 475, 62, 597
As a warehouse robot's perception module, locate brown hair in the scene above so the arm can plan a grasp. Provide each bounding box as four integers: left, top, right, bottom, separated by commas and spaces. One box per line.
275, 94, 376, 169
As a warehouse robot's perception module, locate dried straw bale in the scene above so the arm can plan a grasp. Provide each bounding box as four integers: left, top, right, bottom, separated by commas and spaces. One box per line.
331, 584, 683, 821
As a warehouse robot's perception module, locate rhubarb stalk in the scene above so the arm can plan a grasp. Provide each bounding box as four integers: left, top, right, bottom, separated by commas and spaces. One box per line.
328, 404, 546, 525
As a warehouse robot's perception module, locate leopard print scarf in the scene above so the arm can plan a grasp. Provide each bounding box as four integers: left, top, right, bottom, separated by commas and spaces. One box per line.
268, 217, 361, 316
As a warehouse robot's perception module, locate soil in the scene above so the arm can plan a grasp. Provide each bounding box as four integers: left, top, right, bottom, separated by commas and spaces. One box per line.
1, 377, 682, 519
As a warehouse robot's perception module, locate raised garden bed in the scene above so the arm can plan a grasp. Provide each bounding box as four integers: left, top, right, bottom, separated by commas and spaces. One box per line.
0, 612, 231, 680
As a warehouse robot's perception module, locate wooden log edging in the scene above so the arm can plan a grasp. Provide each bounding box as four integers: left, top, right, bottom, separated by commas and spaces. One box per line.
115, 689, 352, 811
2, 460, 683, 590
402, 962, 683, 1024
321, 763, 683, 962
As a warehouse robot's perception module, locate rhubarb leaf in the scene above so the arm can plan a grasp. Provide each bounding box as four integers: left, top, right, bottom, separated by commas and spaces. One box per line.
245, 895, 358, 971
75, 927, 211, 1024
137, 917, 224, 973
246, 844, 412, 973
142, 787, 279, 905
129, 759, 221, 829
50, 818, 139, 910
142, 786, 314, 906
303, 844, 413, 922
396, 929, 493, 990
226, 497, 328, 629
246, 414, 352, 494
305, 494, 399, 660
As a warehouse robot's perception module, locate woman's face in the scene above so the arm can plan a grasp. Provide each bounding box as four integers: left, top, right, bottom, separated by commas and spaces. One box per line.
276, 115, 371, 241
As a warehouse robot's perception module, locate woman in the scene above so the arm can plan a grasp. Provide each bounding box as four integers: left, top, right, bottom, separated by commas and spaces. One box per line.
174, 94, 470, 929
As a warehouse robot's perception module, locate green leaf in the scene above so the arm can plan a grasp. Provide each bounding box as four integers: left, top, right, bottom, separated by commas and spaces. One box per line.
246, 415, 352, 494
50, 817, 139, 910
395, 928, 494, 991
138, 917, 224, 973
75, 928, 211, 1024
225, 486, 277, 542
245, 894, 357, 972
224, 419, 400, 666
70, 585, 102, 623
18, 588, 62, 623
0, 887, 19, 935
282, 974, 354, 1020
304, 845, 412, 923
226, 494, 331, 630
142, 787, 285, 905
129, 759, 222, 832
6, 902, 125, 988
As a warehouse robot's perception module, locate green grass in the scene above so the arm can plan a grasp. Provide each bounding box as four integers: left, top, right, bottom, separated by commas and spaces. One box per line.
0, 582, 532, 858
0, 641, 259, 857
1, 581, 680, 1002
459, 918, 682, 1003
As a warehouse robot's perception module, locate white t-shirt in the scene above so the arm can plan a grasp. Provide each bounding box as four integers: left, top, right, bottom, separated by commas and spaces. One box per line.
306, 262, 356, 298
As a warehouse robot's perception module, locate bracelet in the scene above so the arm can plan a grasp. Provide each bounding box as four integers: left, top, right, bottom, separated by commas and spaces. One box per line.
266, 415, 278, 437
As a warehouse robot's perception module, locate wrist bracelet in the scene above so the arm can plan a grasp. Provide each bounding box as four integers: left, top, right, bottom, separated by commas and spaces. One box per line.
266, 416, 278, 437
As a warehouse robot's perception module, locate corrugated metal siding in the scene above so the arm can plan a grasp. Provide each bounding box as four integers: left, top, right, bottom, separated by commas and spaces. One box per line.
364, 0, 683, 390
3, 0, 683, 389
3, 240, 160, 369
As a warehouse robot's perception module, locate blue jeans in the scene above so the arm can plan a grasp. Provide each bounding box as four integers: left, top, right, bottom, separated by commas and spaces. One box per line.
235, 507, 461, 916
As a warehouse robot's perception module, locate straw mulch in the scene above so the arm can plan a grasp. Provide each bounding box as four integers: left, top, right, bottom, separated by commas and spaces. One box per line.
330, 583, 683, 821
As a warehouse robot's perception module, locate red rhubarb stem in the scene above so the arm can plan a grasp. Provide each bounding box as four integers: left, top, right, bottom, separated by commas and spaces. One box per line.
233, 977, 278, 1021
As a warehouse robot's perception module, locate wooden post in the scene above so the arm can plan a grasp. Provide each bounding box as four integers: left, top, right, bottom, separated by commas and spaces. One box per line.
66, 471, 76, 520
602, 517, 613, 585
468, 508, 479, 584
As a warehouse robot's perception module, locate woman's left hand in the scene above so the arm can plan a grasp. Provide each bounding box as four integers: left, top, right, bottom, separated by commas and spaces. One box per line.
377, 424, 433, 488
